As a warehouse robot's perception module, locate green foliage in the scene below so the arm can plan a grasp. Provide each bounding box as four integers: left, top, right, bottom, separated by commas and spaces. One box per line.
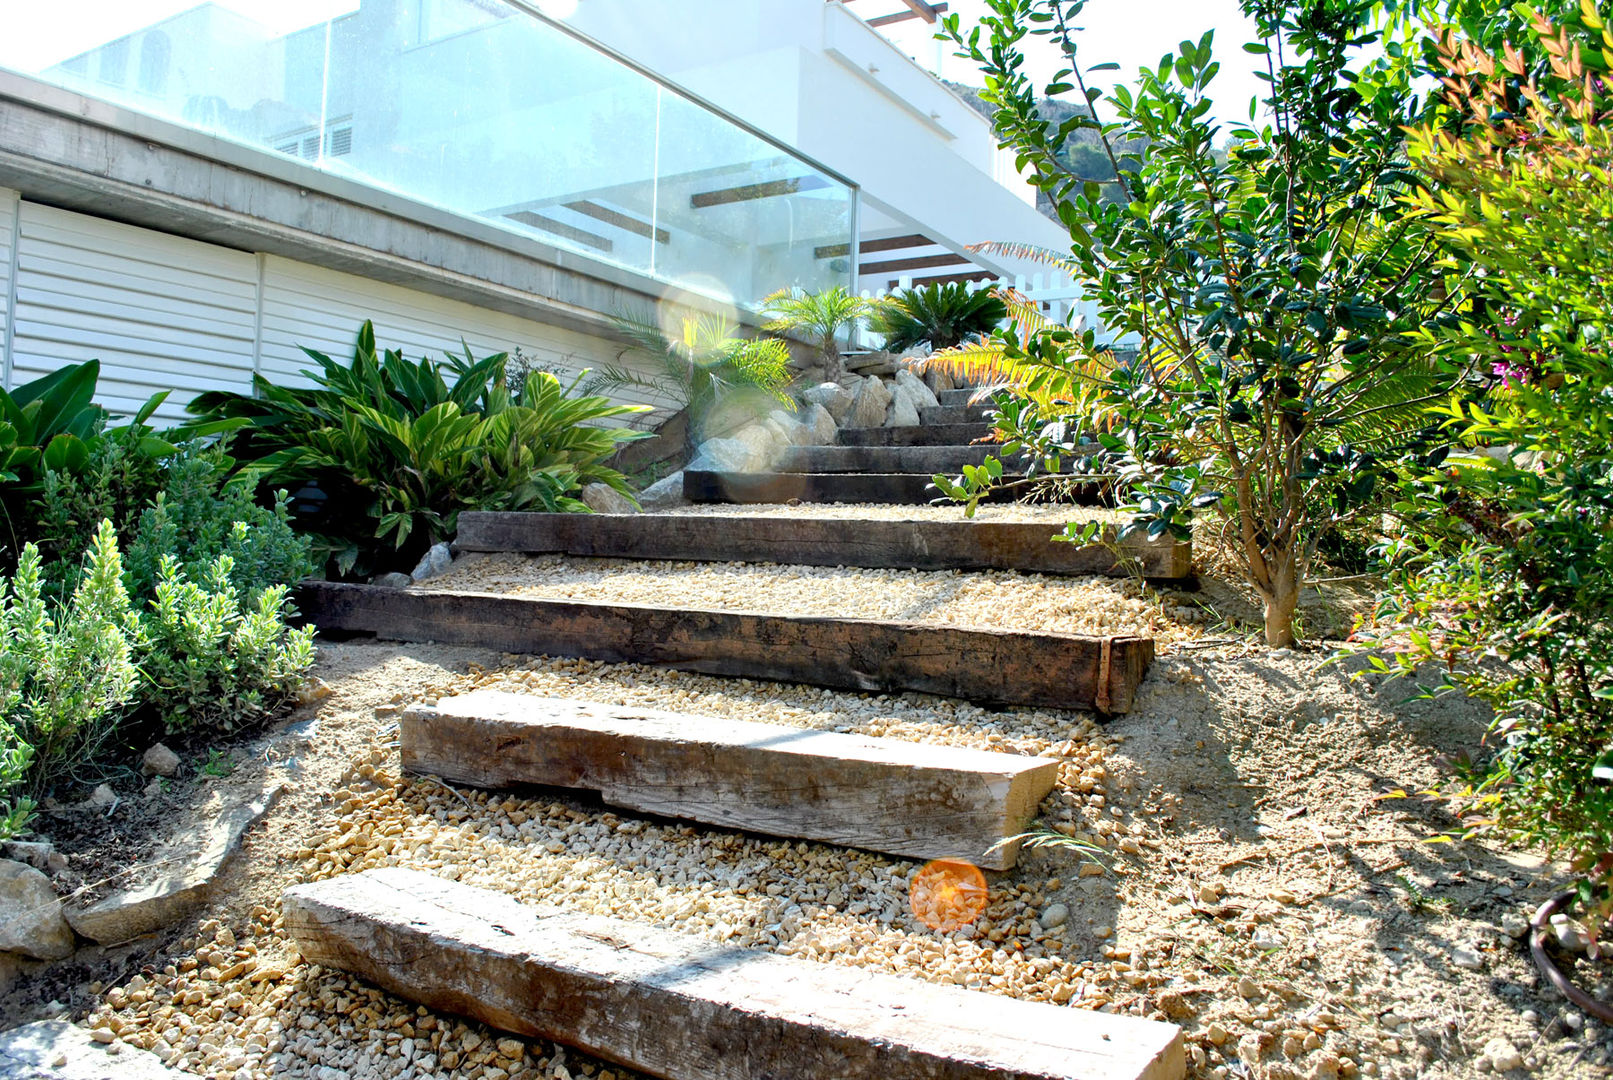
186, 322, 649, 578
1356, 9, 1613, 910
0, 362, 177, 556
0, 523, 140, 838
0, 520, 316, 838
868, 283, 1008, 353
942, 0, 1461, 646
588, 313, 793, 450
760, 286, 874, 378
141, 548, 316, 733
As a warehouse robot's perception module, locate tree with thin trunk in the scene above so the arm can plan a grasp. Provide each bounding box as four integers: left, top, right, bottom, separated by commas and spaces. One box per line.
761, 286, 875, 383
940, 0, 1473, 646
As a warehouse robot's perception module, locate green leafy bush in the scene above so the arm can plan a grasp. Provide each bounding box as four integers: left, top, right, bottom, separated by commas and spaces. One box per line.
0, 523, 141, 838
0, 521, 316, 839
760, 286, 874, 381
141, 545, 316, 732
186, 322, 648, 578
941, 1, 1457, 646
868, 283, 1007, 353
1357, 12, 1613, 911
588, 313, 793, 453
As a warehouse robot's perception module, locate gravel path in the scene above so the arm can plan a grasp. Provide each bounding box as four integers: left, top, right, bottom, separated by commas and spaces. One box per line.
23, 640, 1606, 1080
420, 553, 1209, 643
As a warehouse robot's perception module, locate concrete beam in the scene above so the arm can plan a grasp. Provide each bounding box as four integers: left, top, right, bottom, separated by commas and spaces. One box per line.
0, 73, 737, 344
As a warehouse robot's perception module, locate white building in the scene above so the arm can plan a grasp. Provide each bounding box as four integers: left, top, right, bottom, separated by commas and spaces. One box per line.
0, 0, 1073, 420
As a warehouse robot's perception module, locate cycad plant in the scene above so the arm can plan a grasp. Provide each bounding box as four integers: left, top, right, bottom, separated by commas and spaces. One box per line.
187, 322, 648, 578
868, 282, 1007, 352
587, 313, 793, 452
760, 285, 874, 380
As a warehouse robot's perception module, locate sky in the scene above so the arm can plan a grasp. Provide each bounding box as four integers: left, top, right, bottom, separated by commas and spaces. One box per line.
878, 0, 1269, 128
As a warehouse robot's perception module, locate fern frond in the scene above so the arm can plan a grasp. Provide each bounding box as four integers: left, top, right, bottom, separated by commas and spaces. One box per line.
965, 242, 1080, 275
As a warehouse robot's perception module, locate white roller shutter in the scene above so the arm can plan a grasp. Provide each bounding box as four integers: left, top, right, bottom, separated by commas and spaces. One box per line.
9, 203, 258, 421
258, 256, 672, 419
0, 188, 17, 385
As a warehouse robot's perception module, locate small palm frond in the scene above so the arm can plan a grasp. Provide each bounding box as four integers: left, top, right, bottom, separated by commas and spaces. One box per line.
760, 286, 872, 347
965, 241, 1080, 275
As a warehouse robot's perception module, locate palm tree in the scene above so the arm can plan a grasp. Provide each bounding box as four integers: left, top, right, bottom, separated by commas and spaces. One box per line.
587, 313, 793, 453
867, 282, 1008, 352
760, 286, 874, 381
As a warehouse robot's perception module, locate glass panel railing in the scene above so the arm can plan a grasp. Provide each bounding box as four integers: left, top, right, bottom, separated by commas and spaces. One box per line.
0, 0, 856, 309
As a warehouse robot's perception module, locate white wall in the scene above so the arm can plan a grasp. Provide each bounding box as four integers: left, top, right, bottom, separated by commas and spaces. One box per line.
0, 189, 16, 388
0, 202, 668, 425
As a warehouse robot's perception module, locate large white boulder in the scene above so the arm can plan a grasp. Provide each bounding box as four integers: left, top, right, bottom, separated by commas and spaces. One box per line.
800, 403, 838, 446
894, 368, 940, 410
885, 381, 922, 427
762, 409, 810, 448
801, 381, 854, 425
0, 859, 73, 960
687, 423, 780, 473
846, 377, 893, 429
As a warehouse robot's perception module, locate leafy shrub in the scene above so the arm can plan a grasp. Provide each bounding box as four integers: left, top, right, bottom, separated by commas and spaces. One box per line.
588, 313, 793, 452
0, 521, 316, 839
941, 1, 1455, 646
186, 322, 648, 578
141, 546, 316, 732
0, 524, 141, 838
0, 362, 174, 559
1358, 12, 1613, 912
868, 283, 1007, 353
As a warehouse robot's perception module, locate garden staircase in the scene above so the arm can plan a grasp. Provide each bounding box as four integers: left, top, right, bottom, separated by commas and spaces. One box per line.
684, 388, 1102, 505
290, 387, 1191, 1080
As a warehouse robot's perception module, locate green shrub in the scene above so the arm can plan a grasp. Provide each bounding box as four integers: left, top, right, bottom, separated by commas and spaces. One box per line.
867, 283, 1007, 353
140, 545, 316, 732
760, 286, 873, 381
186, 322, 648, 578
0, 521, 316, 839
1358, 13, 1613, 912
0, 523, 141, 838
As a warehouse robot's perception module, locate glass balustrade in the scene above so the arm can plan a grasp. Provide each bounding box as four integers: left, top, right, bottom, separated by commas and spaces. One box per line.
0, 0, 857, 309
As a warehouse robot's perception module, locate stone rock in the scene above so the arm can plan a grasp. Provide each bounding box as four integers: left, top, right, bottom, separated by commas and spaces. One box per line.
802, 382, 854, 425
0, 859, 74, 960
894, 368, 940, 410
66, 784, 283, 945
1450, 945, 1484, 970
800, 404, 838, 447
637, 472, 688, 510
923, 366, 956, 395
375, 572, 414, 590
2, 840, 52, 871
884, 382, 922, 428
689, 424, 780, 474
846, 377, 892, 429
87, 784, 116, 809
581, 483, 638, 515
1040, 903, 1069, 929
1551, 914, 1592, 952
141, 743, 181, 778
1481, 1036, 1524, 1072
0, 1020, 178, 1079
411, 542, 455, 583
762, 409, 810, 448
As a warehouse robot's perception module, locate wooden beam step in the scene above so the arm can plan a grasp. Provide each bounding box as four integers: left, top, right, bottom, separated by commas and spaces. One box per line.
283, 869, 1187, 1080
456, 511, 1192, 577
921, 404, 996, 425
295, 583, 1154, 712
776, 444, 1007, 474
684, 470, 1095, 506
402, 691, 1058, 868
837, 422, 996, 447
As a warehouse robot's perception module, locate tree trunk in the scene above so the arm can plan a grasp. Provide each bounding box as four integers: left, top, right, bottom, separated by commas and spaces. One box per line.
1262, 549, 1300, 648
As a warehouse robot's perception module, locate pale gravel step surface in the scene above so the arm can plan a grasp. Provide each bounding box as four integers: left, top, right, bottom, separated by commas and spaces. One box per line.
54, 642, 1598, 1080
419, 553, 1206, 644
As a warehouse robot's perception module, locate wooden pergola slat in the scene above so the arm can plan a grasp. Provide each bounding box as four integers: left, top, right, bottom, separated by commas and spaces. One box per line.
563, 201, 670, 244
835, 0, 949, 27
814, 233, 934, 260
860, 252, 971, 276
690, 175, 830, 209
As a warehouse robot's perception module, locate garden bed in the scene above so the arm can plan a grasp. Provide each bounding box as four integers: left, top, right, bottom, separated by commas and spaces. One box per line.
4, 638, 1607, 1080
